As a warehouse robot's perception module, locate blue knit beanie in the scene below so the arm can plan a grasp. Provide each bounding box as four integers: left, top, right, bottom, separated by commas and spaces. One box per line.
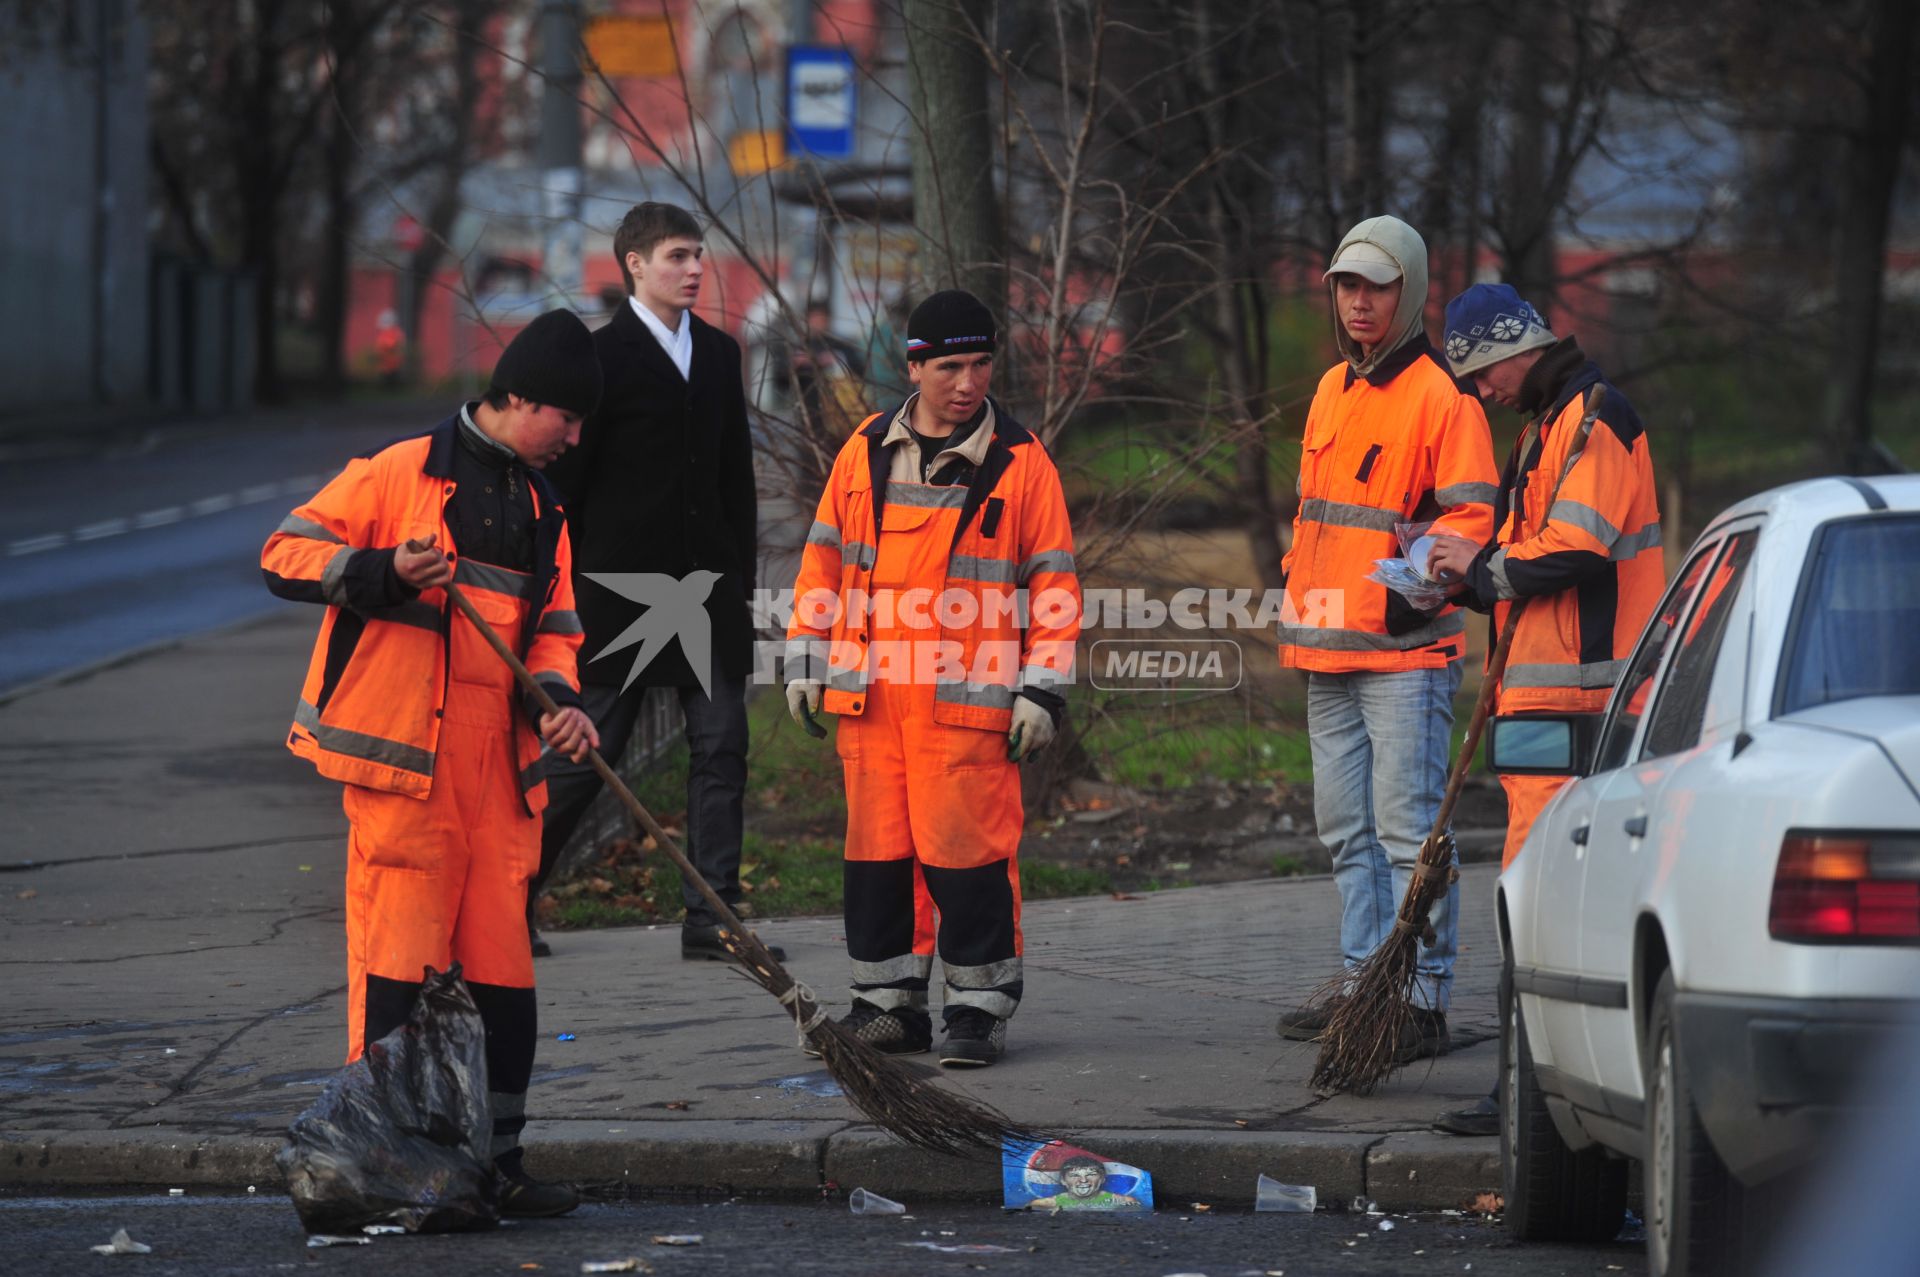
1442, 284, 1555, 378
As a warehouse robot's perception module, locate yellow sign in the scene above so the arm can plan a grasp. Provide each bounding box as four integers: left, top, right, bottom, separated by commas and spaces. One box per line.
727, 129, 786, 176
584, 15, 678, 78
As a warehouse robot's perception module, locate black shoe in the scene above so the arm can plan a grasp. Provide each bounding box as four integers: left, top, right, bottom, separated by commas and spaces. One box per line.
1432, 1094, 1499, 1137
938, 1007, 1007, 1068
1275, 997, 1345, 1042
495, 1164, 578, 1218
803, 1000, 932, 1057
529, 926, 552, 959
681, 922, 787, 963
1393, 1007, 1450, 1063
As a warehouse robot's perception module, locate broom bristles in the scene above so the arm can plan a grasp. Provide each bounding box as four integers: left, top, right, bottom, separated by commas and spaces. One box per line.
806, 1017, 1041, 1156
1307, 938, 1420, 1095
718, 926, 1041, 1155
1298, 832, 1456, 1096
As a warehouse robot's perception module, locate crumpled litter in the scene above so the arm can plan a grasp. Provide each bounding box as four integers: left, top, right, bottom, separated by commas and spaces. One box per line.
650, 1234, 702, 1246
902, 1242, 1019, 1254
580, 1260, 651, 1274
362, 1223, 407, 1235
89, 1228, 152, 1255
306, 1234, 371, 1248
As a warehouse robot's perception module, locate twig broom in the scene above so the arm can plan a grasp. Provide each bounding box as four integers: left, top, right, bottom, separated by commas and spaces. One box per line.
430, 558, 1035, 1155
1307, 385, 1604, 1095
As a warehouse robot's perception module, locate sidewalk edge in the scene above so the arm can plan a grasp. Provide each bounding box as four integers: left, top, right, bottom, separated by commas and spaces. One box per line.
1, 1124, 1500, 1210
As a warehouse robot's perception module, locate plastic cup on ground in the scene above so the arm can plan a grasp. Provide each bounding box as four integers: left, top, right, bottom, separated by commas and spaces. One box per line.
1254, 1175, 1316, 1213
848, 1187, 906, 1216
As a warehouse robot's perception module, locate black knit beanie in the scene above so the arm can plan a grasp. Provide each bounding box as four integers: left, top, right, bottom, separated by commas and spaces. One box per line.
487, 309, 603, 417
906, 289, 997, 362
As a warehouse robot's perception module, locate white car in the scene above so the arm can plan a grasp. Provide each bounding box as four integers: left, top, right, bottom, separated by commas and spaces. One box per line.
1491, 475, 1920, 1277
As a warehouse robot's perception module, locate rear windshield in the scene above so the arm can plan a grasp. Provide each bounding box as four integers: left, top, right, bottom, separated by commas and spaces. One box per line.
1780, 513, 1920, 713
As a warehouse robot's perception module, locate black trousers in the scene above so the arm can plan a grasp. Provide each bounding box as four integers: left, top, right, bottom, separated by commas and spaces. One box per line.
534, 678, 749, 927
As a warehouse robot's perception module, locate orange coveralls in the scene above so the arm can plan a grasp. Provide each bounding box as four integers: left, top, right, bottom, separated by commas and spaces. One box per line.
787, 402, 1080, 1023
262, 417, 584, 1160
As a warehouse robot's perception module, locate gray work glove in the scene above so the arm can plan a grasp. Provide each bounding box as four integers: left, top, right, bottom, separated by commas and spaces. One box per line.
1007, 695, 1057, 762
786, 679, 825, 738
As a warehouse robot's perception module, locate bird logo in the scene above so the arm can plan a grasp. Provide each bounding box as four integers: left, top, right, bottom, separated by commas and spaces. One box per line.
581, 571, 722, 696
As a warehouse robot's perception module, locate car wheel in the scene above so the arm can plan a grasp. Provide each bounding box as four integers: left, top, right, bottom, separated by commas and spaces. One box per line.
1500, 955, 1628, 1241
1644, 971, 1747, 1277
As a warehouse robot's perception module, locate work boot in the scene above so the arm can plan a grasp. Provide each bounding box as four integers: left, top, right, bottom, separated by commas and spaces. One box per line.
938, 1007, 1007, 1068
1432, 1093, 1499, 1137
528, 926, 552, 959
1393, 1007, 1450, 1064
495, 1157, 579, 1218
682, 922, 787, 963
1275, 997, 1345, 1042
803, 1001, 932, 1057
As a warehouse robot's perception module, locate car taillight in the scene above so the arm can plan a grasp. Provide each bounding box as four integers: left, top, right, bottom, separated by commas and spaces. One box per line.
1770, 832, 1920, 943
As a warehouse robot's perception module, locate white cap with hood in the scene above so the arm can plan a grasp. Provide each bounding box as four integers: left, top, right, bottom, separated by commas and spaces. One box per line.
1324, 215, 1430, 380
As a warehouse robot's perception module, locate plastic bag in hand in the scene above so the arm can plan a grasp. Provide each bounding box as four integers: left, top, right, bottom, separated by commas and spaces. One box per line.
277, 963, 499, 1235
1367, 558, 1451, 611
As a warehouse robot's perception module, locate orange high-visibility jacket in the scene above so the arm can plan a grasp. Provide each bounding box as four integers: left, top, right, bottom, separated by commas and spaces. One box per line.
1467, 366, 1663, 712
1279, 337, 1498, 672
786, 403, 1081, 733
260, 417, 584, 810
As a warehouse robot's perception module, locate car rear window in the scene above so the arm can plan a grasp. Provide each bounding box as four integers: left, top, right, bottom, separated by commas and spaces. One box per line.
1780, 514, 1920, 713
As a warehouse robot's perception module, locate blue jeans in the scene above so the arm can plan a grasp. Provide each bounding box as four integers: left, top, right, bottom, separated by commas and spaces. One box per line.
1307, 662, 1464, 1012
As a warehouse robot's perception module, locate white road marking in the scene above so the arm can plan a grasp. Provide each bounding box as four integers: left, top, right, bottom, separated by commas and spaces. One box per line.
74, 518, 131, 542
7, 533, 68, 557
9, 470, 331, 559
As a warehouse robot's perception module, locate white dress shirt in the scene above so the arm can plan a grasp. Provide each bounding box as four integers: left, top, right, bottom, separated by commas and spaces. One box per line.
630, 296, 693, 380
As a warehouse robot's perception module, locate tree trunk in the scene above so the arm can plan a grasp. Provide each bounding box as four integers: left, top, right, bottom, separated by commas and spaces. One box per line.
315, 1, 364, 395
1192, 0, 1285, 592
904, 0, 1003, 313
1339, 0, 1386, 226
1823, 0, 1914, 471
404, 0, 488, 381
1498, 3, 1554, 305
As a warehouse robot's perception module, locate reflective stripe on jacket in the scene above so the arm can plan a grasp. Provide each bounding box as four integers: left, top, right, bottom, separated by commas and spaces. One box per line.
260, 416, 584, 809
1478, 369, 1663, 713
785, 401, 1081, 732
1279, 336, 1498, 672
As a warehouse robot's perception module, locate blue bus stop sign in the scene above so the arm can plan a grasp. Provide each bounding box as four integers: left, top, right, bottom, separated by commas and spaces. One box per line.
786, 46, 856, 160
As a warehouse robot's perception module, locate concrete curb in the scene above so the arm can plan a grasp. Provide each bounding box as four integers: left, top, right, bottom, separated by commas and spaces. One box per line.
2, 1125, 1501, 1210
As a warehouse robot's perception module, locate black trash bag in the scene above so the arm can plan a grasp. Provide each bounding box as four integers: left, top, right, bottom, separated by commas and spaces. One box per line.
277, 963, 500, 1234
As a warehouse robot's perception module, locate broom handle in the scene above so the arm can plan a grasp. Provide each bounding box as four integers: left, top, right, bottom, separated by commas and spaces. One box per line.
1416, 384, 1606, 860
414, 544, 801, 1001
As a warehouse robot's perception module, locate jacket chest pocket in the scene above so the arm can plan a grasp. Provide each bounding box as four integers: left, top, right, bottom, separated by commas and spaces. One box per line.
871, 500, 944, 588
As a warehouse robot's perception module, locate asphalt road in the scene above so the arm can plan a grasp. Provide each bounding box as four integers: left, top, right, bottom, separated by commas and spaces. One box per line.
0, 404, 443, 698
0, 1193, 1647, 1276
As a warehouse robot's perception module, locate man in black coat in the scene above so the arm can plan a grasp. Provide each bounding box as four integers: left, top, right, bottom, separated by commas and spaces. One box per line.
535, 201, 779, 962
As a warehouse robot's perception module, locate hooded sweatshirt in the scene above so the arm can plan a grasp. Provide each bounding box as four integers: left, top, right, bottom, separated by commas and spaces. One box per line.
1328, 216, 1430, 380
1278, 217, 1499, 673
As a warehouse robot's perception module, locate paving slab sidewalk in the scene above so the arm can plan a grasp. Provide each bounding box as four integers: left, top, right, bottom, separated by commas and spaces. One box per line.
0, 611, 1502, 1209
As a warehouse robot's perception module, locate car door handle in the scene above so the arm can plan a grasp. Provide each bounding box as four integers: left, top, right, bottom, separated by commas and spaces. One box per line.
1572, 824, 1590, 846
1624, 815, 1649, 838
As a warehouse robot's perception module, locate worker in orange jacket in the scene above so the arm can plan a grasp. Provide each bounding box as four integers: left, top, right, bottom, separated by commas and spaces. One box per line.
1272, 216, 1499, 1062
785, 289, 1081, 1069
1425, 282, 1662, 1137
261, 310, 603, 1216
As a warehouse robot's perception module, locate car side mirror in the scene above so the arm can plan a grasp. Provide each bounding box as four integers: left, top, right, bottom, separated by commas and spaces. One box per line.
1487, 712, 1604, 777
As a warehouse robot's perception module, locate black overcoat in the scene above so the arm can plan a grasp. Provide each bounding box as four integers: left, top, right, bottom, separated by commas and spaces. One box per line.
544, 302, 758, 689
